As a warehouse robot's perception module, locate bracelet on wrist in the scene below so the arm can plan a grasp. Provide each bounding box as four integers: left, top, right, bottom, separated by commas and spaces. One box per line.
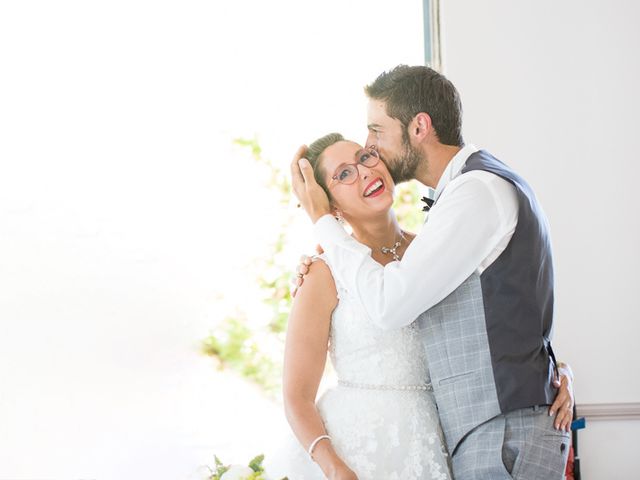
308, 434, 332, 460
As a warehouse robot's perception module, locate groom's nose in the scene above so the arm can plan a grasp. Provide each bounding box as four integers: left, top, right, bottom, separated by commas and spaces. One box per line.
365, 134, 377, 149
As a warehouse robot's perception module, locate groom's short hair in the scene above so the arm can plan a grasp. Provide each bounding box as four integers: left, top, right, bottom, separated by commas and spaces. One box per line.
365, 65, 464, 147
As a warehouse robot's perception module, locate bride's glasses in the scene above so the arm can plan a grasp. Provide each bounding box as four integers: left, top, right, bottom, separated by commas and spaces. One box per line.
329, 146, 380, 187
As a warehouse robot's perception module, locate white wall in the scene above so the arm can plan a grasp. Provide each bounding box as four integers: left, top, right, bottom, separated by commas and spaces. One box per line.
440, 1, 640, 477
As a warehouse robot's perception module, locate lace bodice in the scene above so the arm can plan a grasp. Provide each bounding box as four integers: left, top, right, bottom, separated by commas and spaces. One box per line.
266, 257, 451, 479
328, 267, 431, 388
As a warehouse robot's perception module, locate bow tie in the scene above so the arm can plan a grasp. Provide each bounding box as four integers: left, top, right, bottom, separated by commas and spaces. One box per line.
421, 196, 435, 212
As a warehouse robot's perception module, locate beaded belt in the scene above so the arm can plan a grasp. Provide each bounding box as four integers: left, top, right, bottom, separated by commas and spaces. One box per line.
338, 379, 433, 392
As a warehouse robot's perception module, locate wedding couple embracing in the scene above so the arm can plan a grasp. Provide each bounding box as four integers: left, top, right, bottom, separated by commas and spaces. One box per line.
269, 65, 575, 480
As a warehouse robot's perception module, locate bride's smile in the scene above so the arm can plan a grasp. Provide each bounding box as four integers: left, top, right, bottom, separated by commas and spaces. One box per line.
362, 177, 384, 197
319, 141, 396, 223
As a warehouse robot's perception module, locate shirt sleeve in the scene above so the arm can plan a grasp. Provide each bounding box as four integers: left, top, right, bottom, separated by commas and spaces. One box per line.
313, 173, 518, 330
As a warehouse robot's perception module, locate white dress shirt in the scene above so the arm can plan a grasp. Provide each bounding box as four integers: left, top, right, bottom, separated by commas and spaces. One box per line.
313, 144, 519, 330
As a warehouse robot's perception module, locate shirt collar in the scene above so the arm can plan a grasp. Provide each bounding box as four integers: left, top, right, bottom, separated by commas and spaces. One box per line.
433, 143, 479, 201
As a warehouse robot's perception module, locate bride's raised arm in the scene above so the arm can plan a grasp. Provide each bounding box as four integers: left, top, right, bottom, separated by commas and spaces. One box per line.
282, 259, 357, 480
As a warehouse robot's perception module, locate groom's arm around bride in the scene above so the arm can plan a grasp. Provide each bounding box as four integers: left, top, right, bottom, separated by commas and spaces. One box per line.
292, 65, 573, 480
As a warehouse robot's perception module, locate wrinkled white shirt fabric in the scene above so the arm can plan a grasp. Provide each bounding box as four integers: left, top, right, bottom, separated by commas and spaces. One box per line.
313, 144, 519, 330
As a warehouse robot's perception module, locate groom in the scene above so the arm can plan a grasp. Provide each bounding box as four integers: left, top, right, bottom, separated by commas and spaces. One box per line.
291, 65, 573, 479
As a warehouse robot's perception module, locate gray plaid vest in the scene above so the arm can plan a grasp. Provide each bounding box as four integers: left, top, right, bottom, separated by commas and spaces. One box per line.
417, 150, 557, 455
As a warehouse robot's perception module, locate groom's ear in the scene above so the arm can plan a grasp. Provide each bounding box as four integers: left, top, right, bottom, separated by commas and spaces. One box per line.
410, 112, 433, 142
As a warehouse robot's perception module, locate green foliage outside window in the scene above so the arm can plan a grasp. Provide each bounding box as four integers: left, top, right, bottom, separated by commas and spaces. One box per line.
203, 137, 425, 395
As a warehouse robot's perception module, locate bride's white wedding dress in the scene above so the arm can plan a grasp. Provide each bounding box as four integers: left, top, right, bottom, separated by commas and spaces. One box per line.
267, 257, 451, 480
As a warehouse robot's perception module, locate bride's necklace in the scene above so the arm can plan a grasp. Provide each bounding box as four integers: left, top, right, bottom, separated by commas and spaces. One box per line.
380, 231, 405, 262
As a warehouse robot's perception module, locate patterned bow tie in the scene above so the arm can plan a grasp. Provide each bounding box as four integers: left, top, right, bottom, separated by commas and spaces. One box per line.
421, 196, 435, 212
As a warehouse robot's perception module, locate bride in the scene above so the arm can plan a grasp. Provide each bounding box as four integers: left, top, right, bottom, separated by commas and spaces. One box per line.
270, 133, 452, 479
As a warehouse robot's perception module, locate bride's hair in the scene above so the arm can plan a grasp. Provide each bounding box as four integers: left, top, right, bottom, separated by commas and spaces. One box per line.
305, 132, 345, 198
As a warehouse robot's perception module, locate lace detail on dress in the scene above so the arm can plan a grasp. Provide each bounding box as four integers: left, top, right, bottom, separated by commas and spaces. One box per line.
270, 255, 451, 479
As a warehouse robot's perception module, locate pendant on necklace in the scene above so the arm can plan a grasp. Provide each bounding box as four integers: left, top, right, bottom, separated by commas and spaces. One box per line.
381, 241, 402, 262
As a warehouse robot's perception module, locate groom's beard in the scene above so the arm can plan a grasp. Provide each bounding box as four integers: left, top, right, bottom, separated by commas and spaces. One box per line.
385, 134, 422, 185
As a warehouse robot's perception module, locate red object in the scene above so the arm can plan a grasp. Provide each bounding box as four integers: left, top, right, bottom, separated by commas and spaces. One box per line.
565, 442, 575, 480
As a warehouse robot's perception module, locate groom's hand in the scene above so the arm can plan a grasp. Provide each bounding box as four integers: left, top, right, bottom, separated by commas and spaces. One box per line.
549, 362, 575, 432
290, 245, 325, 297
290, 145, 331, 223
291, 254, 313, 298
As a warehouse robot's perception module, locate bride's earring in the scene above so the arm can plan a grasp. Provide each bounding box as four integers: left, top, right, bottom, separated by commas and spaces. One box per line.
335, 211, 345, 225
